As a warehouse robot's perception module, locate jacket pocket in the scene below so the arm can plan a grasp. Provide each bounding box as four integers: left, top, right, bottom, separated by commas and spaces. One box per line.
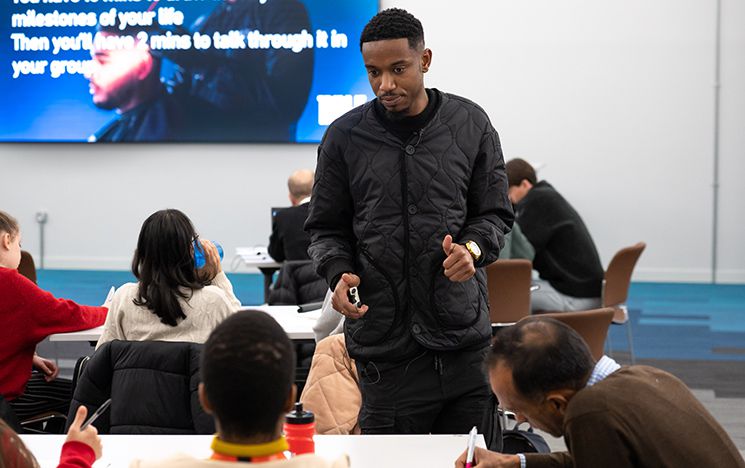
345, 250, 400, 346
429, 264, 482, 329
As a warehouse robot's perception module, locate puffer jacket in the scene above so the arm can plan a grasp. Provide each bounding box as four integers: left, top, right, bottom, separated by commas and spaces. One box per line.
300, 334, 360, 435
306, 90, 514, 362
66, 340, 213, 434
269, 261, 328, 306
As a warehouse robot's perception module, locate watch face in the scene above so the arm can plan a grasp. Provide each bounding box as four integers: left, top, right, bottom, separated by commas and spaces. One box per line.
468, 241, 481, 258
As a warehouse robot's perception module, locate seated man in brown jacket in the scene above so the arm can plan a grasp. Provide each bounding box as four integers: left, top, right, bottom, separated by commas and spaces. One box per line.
456, 318, 745, 468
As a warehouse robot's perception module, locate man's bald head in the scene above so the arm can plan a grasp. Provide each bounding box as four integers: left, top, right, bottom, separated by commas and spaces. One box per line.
487, 318, 595, 402
288, 169, 314, 206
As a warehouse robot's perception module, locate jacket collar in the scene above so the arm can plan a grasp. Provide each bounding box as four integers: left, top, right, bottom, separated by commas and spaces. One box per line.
210, 435, 289, 462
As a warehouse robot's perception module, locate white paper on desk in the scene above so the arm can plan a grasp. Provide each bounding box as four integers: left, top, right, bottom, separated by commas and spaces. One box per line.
236, 246, 270, 258
102, 286, 115, 307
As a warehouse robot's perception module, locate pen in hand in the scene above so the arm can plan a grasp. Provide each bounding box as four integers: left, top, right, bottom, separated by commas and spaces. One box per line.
465, 425, 477, 468
81, 398, 112, 431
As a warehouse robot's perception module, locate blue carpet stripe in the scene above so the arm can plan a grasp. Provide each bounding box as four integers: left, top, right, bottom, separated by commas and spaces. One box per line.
35, 272, 745, 362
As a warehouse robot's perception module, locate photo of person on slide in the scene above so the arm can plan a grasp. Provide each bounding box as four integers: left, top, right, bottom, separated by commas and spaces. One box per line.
163, 0, 314, 142
87, 22, 219, 142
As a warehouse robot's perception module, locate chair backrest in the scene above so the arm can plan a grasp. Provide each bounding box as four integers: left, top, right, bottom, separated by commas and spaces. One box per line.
17, 250, 37, 284
603, 242, 646, 307
269, 260, 326, 305
68, 340, 213, 435
528, 308, 615, 361
486, 259, 533, 324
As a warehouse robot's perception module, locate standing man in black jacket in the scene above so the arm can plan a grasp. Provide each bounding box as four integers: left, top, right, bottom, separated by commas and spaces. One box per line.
505, 158, 604, 312
305, 8, 513, 434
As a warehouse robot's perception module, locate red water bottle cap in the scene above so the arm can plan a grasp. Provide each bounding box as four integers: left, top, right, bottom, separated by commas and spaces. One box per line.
286, 402, 314, 424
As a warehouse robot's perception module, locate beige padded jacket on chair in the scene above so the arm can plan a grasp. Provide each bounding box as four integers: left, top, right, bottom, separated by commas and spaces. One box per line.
300, 334, 361, 435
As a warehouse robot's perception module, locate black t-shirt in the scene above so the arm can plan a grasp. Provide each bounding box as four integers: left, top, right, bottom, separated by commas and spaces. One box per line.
373, 88, 440, 142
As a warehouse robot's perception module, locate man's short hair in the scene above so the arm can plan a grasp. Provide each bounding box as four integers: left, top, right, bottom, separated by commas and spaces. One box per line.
201, 310, 295, 437
288, 169, 314, 199
505, 158, 537, 187
487, 318, 594, 401
359, 8, 424, 51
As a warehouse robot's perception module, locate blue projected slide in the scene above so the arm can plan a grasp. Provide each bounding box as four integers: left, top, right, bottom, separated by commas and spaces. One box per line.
0, 0, 378, 143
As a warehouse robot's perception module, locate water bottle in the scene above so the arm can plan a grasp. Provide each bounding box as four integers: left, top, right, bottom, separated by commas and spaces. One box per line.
193, 240, 224, 269
284, 402, 315, 456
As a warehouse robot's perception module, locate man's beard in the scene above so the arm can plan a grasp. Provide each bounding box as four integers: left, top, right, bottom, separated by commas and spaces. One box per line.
384, 108, 407, 121
93, 98, 117, 111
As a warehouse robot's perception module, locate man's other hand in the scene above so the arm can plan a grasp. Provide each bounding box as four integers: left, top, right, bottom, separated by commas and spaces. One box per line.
332, 273, 368, 319
443, 234, 476, 282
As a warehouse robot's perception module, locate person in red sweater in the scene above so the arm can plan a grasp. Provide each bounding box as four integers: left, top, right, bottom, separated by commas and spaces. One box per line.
0, 405, 103, 468
0, 211, 108, 427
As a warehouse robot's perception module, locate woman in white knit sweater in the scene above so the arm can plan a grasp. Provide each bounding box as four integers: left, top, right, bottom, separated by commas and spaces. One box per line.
97, 209, 241, 349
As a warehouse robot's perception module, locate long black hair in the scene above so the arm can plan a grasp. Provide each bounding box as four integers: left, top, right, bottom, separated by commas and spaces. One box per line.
132, 209, 205, 326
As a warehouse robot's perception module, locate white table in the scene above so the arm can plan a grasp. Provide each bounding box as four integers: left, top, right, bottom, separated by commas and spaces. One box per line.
21, 434, 486, 468
48, 305, 320, 343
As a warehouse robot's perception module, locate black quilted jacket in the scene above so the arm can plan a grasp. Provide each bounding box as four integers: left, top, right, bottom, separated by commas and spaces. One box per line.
66, 340, 214, 434
268, 261, 328, 305
306, 90, 514, 362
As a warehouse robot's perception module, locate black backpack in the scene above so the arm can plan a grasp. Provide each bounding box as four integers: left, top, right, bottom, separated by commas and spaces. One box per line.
481, 393, 551, 454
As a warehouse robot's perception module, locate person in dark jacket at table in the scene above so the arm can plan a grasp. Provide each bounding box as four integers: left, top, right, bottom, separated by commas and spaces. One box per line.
506, 158, 604, 313
305, 8, 513, 434
268, 169, 326, 305
269, 169, 315, 263
128, 311, 348, 467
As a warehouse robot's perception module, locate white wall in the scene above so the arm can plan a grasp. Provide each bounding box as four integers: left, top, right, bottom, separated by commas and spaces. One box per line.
1, 0, 743, 282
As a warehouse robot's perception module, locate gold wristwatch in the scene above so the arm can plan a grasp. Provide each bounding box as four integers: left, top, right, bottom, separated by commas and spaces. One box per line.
465, 240, 482, 261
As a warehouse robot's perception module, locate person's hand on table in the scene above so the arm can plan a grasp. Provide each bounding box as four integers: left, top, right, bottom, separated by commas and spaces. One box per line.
66, 405, 103, 460
331, 273, 368, 319
443, 234, 476, 282
32, 354, 59, 382
455, 447, 521, 468
197, 239, 222, 282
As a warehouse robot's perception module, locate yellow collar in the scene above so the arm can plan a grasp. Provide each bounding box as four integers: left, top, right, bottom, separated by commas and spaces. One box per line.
211, 435, 289, 460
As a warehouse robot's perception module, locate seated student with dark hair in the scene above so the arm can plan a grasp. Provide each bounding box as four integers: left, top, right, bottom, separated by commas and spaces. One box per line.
505, 158, 604, 313
130, 310, 348, 468
96, 209, 240, 349
456, 318, 745, 468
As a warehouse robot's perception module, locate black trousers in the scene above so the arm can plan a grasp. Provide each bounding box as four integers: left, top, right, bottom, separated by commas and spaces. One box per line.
9, 372, 72, 422
355, 345, 490, 434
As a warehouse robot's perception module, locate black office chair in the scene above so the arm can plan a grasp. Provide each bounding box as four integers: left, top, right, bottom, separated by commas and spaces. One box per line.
67, 340, 213, 434
268, 260, 327, 306
0, 395, 22, 433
